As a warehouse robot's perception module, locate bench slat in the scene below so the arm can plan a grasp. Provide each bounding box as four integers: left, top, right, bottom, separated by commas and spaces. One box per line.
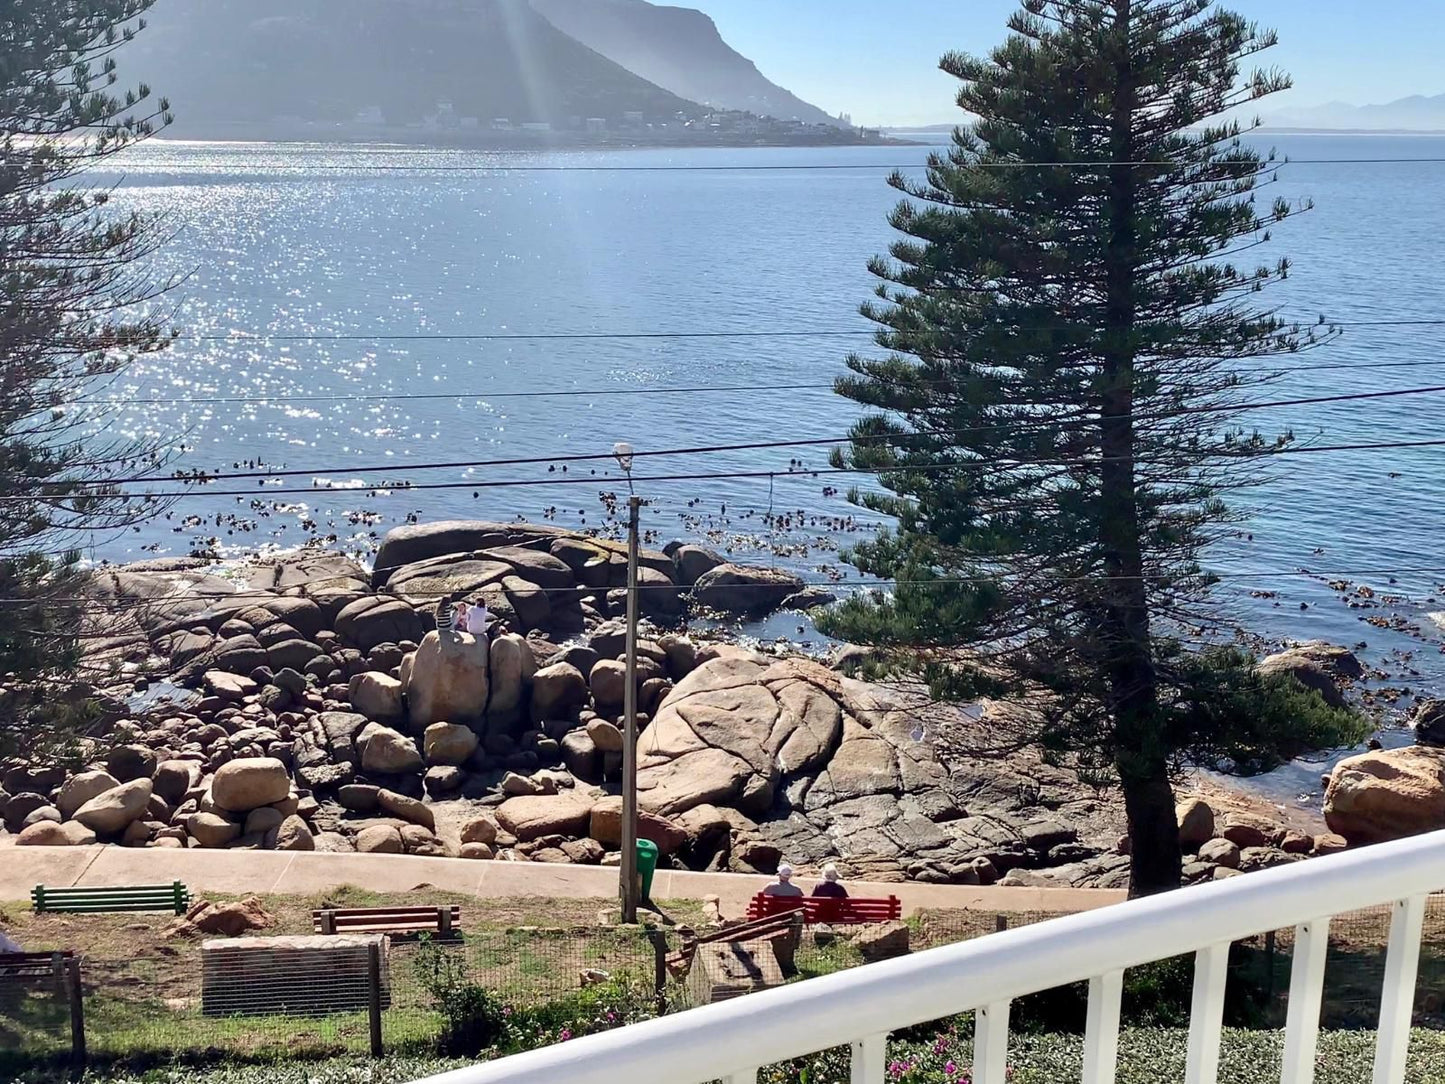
33, 881, 188, 914
312, 905, 461, 936
746, 893, 902, 924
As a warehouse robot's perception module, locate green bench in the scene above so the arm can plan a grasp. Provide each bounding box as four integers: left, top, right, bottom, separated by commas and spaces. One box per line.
32, 881, 190, 915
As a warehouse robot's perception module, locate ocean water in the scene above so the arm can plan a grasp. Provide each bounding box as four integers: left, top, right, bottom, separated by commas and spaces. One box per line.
80, 135, 1445, 800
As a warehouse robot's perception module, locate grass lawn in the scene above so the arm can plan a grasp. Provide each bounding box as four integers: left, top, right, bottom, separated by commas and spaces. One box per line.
8, 1028, 1445, 1084
0, 888, 703, 1067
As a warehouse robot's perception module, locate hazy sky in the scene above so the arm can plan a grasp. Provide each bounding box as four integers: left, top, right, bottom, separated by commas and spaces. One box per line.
689, 1, 1443, 126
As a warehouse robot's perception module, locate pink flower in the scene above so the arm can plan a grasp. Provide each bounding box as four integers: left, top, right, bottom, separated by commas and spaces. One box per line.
559, 1028, 573, 1041
944, 1063, 956, 1075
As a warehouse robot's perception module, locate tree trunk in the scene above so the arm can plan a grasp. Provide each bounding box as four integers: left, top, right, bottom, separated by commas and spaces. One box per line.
1121, 764, 1181, 896
1099, 0, 1182, 896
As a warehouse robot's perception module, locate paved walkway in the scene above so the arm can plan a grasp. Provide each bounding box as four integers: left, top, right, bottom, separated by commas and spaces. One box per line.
0, 845, 1123, 918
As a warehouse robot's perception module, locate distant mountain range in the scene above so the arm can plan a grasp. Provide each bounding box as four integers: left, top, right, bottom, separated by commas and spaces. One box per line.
1262, 93, 1445, 132
529, 0, 845, 127
116, 0, 845, 140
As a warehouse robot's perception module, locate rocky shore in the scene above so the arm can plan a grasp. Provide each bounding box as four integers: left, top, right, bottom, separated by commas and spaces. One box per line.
1, 520, 1438, 892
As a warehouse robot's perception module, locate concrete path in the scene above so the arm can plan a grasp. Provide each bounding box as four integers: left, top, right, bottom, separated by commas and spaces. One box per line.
0, 845, 1124, 919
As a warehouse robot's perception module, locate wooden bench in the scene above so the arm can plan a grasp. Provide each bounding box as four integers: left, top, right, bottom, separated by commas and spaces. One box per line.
313, 905, 461, 937
0, 950, 75, 979
32, 882, 189, 915
668, 911, 806, 980
746, 893, 902, 925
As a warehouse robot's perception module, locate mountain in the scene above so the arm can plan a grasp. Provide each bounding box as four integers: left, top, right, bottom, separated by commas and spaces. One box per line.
528, 0, 845, 127
1263, 93, 1445, 131
116, 0, 701, 133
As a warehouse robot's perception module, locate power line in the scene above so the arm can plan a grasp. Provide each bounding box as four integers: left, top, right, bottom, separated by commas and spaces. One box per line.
13, 562, 1445, 612
9, 436, 1445, 504
115, 157, 1445, 173
161, 318, 1445, 344
43, 381, 1445, 487
67, 355, 1445, 409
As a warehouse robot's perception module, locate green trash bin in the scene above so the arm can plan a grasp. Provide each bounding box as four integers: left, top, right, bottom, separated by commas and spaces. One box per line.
636, 839, 659, 901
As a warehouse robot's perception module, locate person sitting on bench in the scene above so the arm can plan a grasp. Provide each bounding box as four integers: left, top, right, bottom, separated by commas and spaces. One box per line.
811, 863, 848, 899
761, 863, 804, 897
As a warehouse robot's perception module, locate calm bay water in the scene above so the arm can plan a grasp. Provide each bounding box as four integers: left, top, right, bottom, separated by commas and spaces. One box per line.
88, 135, 1445, 802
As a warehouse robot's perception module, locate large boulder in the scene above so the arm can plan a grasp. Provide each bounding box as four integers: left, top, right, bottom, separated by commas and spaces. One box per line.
386, 554, 512, 605
488, 632, 536, 723
203, 670, 257, 702
358, 724, 424, 775
73, 778, 153, 834
486, 546, 576, 590
589, 659, 629, 712
1325, 747, 1445, 845
212, 634, 268, 675
106, 745, 158, 783
16, 821, 73, 846
372, 522, 572, 586
335, 596, 426, 653
356, 824, 404, 854
1412, 700, 1445, 748
188, 811, 242, 848
424, 722, 479, 766
588, 796, 688, 855
1257, 647, 1350, 709
406, 630, 489, 729
691, 564, 805, 617
153, 761, 201, 805
210, 758, 291, 813
349, 671, 405, 724
636, 656, 843, 818
378, 789, 435, 830
1175, 799, 1216, 848
57, 770, 120, 819
460, 813, 499, 846
671, 544, 725, 586
495, 792, 593, 842
531, 662, 588, 723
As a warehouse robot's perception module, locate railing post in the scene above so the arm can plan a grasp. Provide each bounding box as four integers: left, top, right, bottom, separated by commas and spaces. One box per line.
1185, 941, 1230, 1084
851, 1032, 887, 1084
1281, 918, 1331, 1084
1373, 895, 1427, 1084
1083, 970, 1124, 1084
65, 956, 85, 1070
974, 999, 1012, 1084
650, 929, 669, 1016
368, 941, 384, 1057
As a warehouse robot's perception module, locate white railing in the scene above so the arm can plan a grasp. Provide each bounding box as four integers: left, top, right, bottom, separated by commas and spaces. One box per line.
410, 830, 1445, 1084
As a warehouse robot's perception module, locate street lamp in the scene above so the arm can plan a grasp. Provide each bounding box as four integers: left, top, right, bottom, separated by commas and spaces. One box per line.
613, 441, 641, 924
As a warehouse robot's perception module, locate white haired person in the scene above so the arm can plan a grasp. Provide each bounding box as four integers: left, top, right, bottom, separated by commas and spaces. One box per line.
811, 863, 848, 899
761, 863, 804, 898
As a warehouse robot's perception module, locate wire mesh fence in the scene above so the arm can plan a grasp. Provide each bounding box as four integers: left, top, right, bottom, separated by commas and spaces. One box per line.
5, 899, 1445, 1071
0, 954, 80, 1067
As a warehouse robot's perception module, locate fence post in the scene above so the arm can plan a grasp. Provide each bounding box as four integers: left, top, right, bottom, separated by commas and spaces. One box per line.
650, 929, 669, 1016
367, 942, 384, 1057
65, 957, 85, 1070
1265, 930, 1278, 1013
995, 915, 1009, 934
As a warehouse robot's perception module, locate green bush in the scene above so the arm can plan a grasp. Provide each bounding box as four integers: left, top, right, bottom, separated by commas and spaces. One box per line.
411, 942, 509, 1055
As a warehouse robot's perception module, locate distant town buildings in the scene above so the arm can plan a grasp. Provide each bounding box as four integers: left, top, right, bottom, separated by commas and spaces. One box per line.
333, 100, 877, 147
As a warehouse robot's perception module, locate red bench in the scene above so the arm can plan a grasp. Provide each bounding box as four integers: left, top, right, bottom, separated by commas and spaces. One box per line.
746, 893, 902, 925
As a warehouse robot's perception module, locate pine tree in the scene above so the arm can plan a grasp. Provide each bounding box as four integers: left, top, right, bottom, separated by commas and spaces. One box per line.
0, 2, 173, 752
821, 0, 1366, 894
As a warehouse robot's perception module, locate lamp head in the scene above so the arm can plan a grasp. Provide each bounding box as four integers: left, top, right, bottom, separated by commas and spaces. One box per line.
613, 441, 635, 472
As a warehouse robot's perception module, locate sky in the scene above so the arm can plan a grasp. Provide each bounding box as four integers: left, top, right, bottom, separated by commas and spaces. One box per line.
687, 1, 1445, 127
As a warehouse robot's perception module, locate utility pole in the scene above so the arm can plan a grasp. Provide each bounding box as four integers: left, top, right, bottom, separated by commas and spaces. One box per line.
620, 492, 641, 924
